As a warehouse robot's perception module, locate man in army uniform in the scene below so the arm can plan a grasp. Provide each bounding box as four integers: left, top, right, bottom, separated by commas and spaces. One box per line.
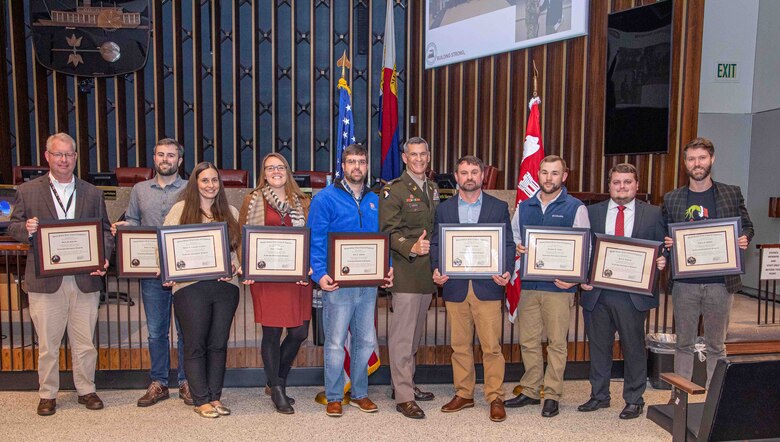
380, 137, 439, 419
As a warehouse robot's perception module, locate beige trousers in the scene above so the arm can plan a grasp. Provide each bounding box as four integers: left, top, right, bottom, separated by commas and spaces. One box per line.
388, 292, 432, 404
446, 283, 505, 403
517, 289, 573, 401
28, 276, 100, 399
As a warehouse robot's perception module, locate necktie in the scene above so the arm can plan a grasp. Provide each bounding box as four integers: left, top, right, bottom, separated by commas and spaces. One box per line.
615, 205, 626, 237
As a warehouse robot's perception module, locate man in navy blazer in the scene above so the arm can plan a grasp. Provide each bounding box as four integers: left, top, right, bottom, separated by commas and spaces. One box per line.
578, 163, 666, 420
430, 155, 515, 422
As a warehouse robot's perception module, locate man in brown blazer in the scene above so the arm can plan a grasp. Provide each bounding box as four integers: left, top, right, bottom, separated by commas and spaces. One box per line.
8, 133, 113, 416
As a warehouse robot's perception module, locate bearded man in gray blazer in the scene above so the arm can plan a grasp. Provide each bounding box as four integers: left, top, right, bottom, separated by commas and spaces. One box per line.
8, 133, 113, 416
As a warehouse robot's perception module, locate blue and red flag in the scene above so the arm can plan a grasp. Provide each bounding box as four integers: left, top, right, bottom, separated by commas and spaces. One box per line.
334, 77, 355, 179
379, 0, 401, 182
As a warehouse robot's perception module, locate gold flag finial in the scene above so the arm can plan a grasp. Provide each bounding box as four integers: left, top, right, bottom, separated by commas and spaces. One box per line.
337, 50, 352, 80
532, 60, 539, 97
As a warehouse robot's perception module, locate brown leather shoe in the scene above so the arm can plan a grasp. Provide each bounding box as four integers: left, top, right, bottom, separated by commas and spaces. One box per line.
37, 398, 56, 416
137, 381, 169, 407
490, 399, 506, 422
326, 401, 343, 417
396, 401, 425, 419
440, 395, 475, 413
179, 382, 194, 406
77, 392, 104, 410
350, 397, 379, 413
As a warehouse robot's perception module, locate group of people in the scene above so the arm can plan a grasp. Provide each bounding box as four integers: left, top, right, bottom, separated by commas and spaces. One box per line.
8, 133, 752, 424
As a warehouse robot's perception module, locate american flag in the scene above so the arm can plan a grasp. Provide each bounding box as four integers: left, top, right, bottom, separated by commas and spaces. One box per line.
334, 77, 355, 179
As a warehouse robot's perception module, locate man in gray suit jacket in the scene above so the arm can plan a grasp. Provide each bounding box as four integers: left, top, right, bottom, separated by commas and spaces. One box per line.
8, 133, 113, 416
578, 163, 666, 420
662, 137, 753, 387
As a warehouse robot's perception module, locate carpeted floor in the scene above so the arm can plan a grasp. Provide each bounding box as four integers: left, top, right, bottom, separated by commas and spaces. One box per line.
0, 380, 683, 441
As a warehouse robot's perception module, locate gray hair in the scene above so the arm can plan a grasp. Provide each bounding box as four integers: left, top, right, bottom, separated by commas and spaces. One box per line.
46, 132, 76, 152
403, 137, 429, 153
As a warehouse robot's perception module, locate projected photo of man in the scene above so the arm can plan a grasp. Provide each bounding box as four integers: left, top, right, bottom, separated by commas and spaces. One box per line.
516, 0, 572, 41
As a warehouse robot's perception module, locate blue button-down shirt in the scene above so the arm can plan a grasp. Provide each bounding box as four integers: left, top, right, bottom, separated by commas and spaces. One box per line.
124, 175, 186, 227
457, 191, 483, 224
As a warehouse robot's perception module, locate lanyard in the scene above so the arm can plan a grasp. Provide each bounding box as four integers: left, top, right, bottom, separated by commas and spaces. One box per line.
48, 178, 75, 219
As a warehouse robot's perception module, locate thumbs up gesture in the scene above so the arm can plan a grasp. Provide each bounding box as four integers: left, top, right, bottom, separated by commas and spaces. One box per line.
411, 229, 430, 256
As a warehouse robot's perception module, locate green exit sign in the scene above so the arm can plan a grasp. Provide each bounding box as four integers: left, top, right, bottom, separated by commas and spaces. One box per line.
715, 62, 738, 82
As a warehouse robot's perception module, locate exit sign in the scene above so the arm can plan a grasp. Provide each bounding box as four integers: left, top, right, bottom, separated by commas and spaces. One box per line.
715, 62, 738, 82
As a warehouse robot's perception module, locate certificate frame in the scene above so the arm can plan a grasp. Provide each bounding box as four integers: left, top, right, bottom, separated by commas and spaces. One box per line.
327, 232, 389, 287
157, 222, 232, 282
116, 226, 159, 278
438, 223, 505, 279
242, 226, 309, 282
521, 226, 590, 283
589, 234, 662, 296
34, 218, 105, 277
669, 217, 743, 280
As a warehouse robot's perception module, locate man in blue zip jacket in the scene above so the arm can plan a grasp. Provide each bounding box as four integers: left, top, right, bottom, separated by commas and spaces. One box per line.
506, 155, 590, 418
308, 144, 394, 418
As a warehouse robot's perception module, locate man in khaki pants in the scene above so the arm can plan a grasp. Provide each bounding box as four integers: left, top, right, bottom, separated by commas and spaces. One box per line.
430, 155, 515, 422
7, 133, 113, 416
506, 155, 589, 417
380, 137, 438, 419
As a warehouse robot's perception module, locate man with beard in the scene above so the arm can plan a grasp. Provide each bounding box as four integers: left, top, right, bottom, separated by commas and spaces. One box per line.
577, 163, 666, 420
379, 137, 438, 419
112, 138, 193, 407
308, 144, 394, 417
662, 137, 753, 387
430, 155, 515, 422
506, 155, 589, 417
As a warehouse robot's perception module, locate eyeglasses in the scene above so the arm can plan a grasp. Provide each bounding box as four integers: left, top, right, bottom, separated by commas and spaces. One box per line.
344, 159, 367, 166
264, 165, 287, 172
47, 151, 77, 159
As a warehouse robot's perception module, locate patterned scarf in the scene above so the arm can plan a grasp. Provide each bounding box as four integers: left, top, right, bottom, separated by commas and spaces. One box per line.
257, 184, 305, 227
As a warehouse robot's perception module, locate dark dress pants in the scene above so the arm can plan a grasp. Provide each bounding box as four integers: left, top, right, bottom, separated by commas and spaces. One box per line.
174, 280, 240, 406
583, 290, 648, 405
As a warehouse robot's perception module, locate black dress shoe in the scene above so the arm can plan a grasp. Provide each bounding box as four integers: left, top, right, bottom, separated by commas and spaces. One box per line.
577, 398, 610, 412
619, 403, 644, 419
504, 393, 541, 408
391, 387, 436, 402
541, 399, 559, 417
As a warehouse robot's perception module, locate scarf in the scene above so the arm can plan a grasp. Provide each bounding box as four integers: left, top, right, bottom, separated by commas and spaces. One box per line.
245, 184, 305, 227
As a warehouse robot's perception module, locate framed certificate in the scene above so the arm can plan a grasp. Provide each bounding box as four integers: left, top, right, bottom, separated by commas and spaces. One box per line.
669, 217, 743, 279
521, 226, 590, 282
34, 219, 105, 277
439, 224, 505, 279
158, 222, 232, 282
116, 226, 159, 278
242, 226, 309, 282
589, 234, 662, 296
328, 232, 389, 287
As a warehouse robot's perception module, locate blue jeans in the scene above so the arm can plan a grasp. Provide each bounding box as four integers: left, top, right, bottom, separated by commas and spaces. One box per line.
142, 279, 186, 387
323, 286, 378, 402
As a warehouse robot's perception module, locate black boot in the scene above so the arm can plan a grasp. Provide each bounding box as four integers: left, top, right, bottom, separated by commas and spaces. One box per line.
281, 378, 296, 405
270, 385, 294, 414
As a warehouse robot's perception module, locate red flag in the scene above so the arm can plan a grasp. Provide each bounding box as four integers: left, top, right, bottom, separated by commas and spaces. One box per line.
506, 97, 545, 322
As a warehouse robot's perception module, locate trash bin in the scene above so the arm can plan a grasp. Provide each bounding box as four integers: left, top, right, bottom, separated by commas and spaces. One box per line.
646, 333, 707, 389
311, 289, 325, 346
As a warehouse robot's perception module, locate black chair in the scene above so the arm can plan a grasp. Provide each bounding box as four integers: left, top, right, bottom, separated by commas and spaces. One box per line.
647, 353, 780, 441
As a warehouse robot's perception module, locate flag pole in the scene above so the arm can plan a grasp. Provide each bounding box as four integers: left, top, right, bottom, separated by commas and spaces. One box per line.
532, 60, 538, 98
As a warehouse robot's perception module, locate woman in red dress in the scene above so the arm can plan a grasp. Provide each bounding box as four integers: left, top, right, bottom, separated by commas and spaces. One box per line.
238, 153, 312, 414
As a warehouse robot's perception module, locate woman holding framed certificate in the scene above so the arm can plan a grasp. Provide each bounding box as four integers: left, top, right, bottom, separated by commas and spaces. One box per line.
238, 153, 312, 414
163, 162, 242, 418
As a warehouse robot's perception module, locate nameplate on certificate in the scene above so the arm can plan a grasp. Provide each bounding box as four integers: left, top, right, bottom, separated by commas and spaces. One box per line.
158, 222, 231, 282
521, 226, 589, 282
242, 226, 309, 282
669, 217, 743, 279
439, 224, 504, 279
116, 227, 159, 278
589, 234, 661, 296
328, 232, 389, 287
35, 219, 105, 277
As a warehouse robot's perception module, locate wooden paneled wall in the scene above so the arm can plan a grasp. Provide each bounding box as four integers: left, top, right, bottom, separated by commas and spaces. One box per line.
1, 1, 703, 203
409, 0, 704, 204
